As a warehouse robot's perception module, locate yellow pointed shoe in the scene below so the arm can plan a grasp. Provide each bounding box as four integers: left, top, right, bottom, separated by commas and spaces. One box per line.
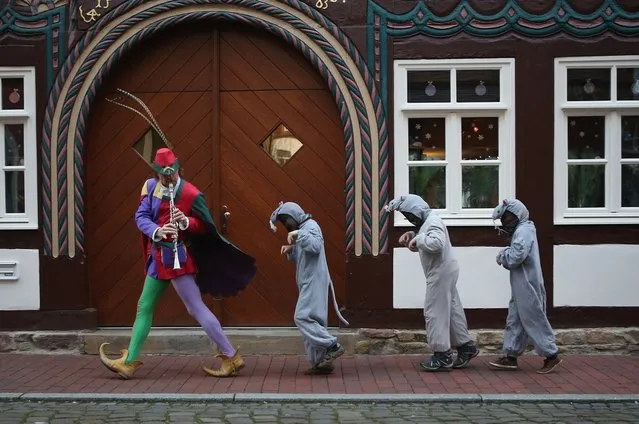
202, 353, 237, 378
98, 343, 143, 380
231, 347, 245, 372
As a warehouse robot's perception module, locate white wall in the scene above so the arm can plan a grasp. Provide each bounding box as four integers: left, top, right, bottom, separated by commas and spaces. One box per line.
0, 249, 40, 310
393, 247, 511, 309
554, 244, 639, 307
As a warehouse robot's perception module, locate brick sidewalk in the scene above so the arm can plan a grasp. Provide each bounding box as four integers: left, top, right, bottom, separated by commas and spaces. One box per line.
1, 354, 638, 395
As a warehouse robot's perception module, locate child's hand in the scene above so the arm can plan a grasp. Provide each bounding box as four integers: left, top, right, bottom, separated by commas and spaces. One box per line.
399, 231, 416, 247
281, 245, 294, 255
496, 250, 503, 265
287, 230, 299, 245
408, 237, 418, 252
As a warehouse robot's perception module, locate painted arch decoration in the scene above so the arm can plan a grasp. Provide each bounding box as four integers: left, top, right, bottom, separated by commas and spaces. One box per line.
41, 0, 391, 259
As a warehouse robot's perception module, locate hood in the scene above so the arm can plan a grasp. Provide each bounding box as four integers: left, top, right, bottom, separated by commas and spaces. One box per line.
492, 199, 530, 223
383, 194, 432, 222
269, 201, 312, 232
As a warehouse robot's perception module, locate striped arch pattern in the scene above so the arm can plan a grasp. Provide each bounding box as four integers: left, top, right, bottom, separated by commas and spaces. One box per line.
41, 0, 390, 259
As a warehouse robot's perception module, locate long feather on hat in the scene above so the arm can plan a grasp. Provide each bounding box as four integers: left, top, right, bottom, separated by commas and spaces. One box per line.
106, 88, 173, 151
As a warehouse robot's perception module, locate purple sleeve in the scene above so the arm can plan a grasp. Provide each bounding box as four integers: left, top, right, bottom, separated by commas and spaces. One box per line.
135, 185, 159, 239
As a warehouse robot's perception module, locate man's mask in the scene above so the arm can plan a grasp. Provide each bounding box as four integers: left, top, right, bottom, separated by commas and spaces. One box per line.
500, 210, 519, 235
278, 214, 298, 232
402, 212, 423, 228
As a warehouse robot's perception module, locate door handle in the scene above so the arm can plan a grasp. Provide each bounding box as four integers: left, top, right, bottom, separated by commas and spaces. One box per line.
221, 205, 230, 234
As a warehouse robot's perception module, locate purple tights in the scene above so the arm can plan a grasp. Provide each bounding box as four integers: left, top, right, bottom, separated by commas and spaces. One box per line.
172, 274, 235, 357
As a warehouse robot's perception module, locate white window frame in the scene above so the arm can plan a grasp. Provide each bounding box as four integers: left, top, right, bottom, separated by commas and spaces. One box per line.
0, 67, 38, 230
554, 56, 639, 225
393, 58, 516, 227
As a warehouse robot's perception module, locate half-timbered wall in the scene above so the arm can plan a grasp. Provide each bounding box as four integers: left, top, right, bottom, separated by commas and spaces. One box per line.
0, 0, 637, 330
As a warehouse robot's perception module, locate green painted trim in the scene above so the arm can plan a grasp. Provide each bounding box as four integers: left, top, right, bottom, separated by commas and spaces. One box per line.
0, 5, 67, 91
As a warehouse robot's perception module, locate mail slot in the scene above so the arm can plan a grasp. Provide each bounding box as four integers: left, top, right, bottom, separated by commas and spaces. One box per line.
0, 261, 19, 281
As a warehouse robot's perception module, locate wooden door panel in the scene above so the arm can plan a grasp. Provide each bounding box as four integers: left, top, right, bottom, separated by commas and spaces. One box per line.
221, 93, 345, 248
219, 29, 325, 92
130, 31, 213, 93
87, 24, 345, 327
219, 27, 345, 326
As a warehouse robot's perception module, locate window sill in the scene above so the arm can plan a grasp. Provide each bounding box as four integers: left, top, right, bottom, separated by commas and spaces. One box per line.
0, 221, 38, 230
554, 215, 639, 225
395, 217, 498, 227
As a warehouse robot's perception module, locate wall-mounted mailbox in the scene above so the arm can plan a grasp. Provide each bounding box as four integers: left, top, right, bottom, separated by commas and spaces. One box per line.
0, 261, 19, 281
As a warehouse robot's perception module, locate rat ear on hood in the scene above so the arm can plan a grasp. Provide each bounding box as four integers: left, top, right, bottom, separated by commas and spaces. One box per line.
269, 201, 285, 233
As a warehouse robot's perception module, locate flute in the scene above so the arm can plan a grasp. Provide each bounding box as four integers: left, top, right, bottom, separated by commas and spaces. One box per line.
168, 182, 181, 270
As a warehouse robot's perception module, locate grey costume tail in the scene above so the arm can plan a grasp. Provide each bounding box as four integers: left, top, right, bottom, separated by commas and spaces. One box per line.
329, 278, 349, 326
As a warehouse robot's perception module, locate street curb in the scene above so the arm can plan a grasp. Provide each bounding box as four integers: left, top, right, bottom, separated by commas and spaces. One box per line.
1, 393, 638, 404
233, 393, 482, 402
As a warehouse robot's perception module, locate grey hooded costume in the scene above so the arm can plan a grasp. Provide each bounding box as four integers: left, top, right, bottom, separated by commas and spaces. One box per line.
385, 195, 472, 353
493, 199, 558, 358
269, 202, 349, 366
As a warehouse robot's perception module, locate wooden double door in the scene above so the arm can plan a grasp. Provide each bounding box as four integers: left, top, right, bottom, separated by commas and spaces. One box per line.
86, 24, 346, 327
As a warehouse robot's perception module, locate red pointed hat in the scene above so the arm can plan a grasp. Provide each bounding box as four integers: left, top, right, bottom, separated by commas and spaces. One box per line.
152, 148, 180, 175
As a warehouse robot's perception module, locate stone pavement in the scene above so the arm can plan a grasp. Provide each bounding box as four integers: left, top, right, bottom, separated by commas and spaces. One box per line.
1, 353, 639, 396
0, 400, 638, 423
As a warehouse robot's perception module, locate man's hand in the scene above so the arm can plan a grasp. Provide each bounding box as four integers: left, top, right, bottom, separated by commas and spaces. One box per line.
156, 223, 178, 239
399, 231, 416, 247
173, 209, 189, 228
496, 250, 504, 266
287, 230, 299, 245
281, 245, 294, 255
408, 237, 418, 252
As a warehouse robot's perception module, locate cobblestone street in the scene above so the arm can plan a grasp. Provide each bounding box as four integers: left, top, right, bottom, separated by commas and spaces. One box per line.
0, 401, 638, 424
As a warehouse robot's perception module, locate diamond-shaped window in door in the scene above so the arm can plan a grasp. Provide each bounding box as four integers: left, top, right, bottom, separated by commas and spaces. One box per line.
132, 128, 166, 165
260, 124, 303, 167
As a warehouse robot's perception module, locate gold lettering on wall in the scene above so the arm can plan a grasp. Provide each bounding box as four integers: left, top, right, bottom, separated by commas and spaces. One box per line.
315, 0, 347, 10
79, 0, 112, 24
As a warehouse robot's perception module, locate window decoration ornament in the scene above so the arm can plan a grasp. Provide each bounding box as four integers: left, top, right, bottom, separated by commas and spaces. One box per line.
424, 81, 437, 97
474, 80, 487, 97
583, 78, 596, 95
8, 89, 21, 105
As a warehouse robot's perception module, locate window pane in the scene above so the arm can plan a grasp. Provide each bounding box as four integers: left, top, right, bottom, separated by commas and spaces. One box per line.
409, 166, 445, 209
260, 124, 303, 167
617, 68, 639, 101
5, 170, 25, 213
567, 68, 611, 101
407, 71, 450, 103
621, 116, 639, 159
4, 124, 25, 166
462, 166, 499, 209
622, 164, 639, 207
408, 117, 445, 161
1, 77, 24, 110
457, 69, 500, 102
568, 165, 605, 208
132, 129, 168, 165
568, 116, 605, 159
461, 117, 498, 160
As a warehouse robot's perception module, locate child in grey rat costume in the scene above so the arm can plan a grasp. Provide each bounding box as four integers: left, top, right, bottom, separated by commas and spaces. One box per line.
490, 199, 562, 374
384, 194, 478, 371
269, 202, 349, 375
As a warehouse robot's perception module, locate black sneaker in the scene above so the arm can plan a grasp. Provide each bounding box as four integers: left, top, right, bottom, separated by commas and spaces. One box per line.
419, 351, 454, 372
488, 356, 519, 370
537, 355, 562, 374
452, 342, 479, 369
321, 342, 345, 365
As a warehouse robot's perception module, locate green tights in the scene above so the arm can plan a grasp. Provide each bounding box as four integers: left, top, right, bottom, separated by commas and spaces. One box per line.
125, 276, 168, 364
